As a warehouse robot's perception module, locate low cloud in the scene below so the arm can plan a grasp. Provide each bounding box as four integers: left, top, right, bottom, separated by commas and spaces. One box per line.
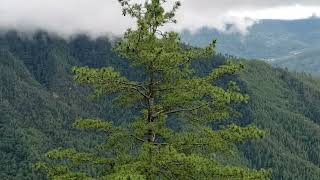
0, 0, 320, 38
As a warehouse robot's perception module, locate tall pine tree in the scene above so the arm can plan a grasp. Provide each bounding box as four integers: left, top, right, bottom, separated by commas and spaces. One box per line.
36, 0, 270, 179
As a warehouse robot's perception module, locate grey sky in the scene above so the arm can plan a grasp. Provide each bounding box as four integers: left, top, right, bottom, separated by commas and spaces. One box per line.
0, 0, 320, 37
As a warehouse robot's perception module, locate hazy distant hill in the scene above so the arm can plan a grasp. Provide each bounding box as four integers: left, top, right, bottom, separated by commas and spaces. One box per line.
181, 17, 320, 74
271, 48, 320, 75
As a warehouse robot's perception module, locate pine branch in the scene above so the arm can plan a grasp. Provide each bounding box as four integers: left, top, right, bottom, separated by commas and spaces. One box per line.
154, 104, 207, 117
130, 135, 145, 143
163, 106, 204, 115
102, 80, 150, 99
125, 86, 150, 99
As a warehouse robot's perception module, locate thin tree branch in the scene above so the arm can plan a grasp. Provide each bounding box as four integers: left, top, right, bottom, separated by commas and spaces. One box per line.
154, 104, 207, 117
130, 135, 169, 146
130, 135, 145, 143
95, 79, 149, 99
118, 81, 148, 91
126, 86, 150, 99
155, 87, 175, 92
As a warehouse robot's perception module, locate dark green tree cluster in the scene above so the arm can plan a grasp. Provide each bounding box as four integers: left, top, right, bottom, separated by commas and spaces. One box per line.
35, 0, 269, 179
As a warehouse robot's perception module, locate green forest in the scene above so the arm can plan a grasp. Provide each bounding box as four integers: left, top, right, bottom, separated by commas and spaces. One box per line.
2, 30, 320, 179
2, 1, 320, 179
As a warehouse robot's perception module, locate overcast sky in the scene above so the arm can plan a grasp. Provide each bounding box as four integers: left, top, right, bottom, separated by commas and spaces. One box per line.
1, 0, 320, 37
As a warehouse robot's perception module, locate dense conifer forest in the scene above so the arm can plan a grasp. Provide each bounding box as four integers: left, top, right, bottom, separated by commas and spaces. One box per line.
1, 31, 320, 179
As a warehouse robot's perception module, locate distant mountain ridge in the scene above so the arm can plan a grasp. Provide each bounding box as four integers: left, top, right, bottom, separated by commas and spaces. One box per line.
181, 17, 320, 74
271, 47, 320, 75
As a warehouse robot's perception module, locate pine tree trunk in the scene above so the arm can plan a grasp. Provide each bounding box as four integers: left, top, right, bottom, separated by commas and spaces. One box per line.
147, 63, 156, 143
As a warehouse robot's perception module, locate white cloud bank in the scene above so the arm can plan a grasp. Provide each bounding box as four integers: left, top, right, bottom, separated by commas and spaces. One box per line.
0, 0, 320, 37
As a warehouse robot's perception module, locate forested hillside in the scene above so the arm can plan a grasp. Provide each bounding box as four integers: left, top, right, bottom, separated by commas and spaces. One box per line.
1, 31, 320, 179
0, 31, 136, 179
240, 61, 320, 179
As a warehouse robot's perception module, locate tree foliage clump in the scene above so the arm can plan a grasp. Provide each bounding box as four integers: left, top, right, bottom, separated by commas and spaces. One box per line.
36, 0, 270, 179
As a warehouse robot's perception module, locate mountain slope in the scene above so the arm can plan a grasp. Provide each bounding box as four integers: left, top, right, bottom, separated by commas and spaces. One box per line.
1, 31, 320, 179
240, 61, 320, 179
0, 32, 135, 179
